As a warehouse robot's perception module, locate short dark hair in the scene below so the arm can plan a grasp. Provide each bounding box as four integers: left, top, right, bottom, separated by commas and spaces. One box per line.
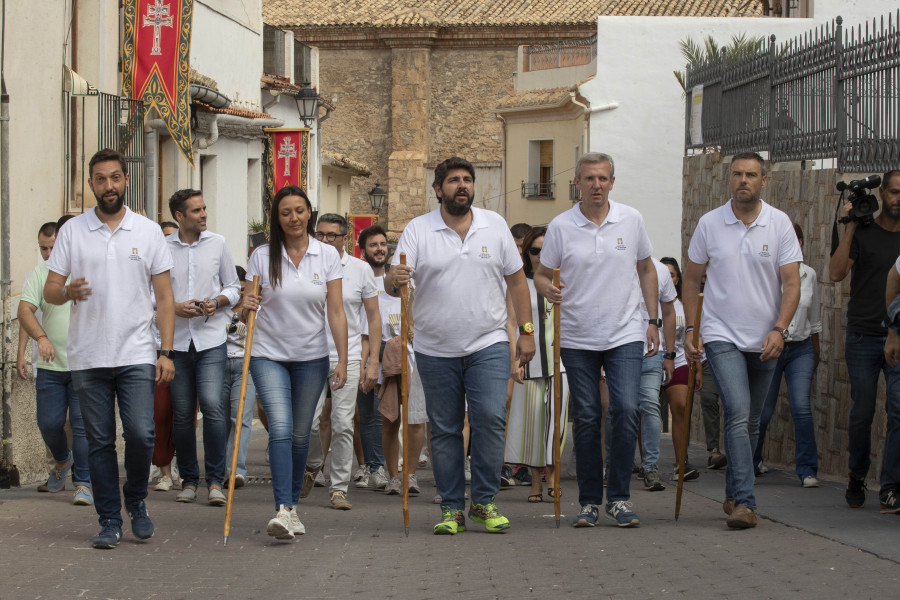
510, 223, 531, 240
56, 215, 75, 231
520, 227, 547, 278
160, 221, 179, 231
730, 152, 767, 176
883, 170, 900, 189
358, 224, 387, 251
89, 148, 128, 178
433, 157, 475, 191
317, 213, 349, 235
235, 265, 247, 281
168, 189, 202, 220
793, 222, 804, 241
38, 222, 58, 239
660, 257, 682, 300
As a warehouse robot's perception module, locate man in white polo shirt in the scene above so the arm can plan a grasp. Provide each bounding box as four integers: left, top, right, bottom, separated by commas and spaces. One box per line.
683, 152, 801, 529
385, 156, 535, 535
165, 189, 240, 507
535, 151, 660, 529
45, 148, 175, 549
302, 213, 380, 510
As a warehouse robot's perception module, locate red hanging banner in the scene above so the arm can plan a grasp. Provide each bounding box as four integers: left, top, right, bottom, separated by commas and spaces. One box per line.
122, 0, 194, 165
347, 215, 378, 258
267, 129, 310, 193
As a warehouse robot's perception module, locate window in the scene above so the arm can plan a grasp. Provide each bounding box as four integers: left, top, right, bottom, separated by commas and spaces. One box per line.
522, 139, 554, 198
294, 41, 312, 84
263, 25, 286, 77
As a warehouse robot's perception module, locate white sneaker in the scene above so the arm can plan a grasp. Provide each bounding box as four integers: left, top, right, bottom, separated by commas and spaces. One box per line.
408, 474, 420, 495
371, 466, 388, 490
354, 470, 370, 489
289, 505, 306, 535
266, 505, 294, 540
385, 476, 401, 495
464, 457, 472, 483
154, 475, 174, 492
148, 465, 161, 483
353, 465, 367, 482
802, 476, 819, 488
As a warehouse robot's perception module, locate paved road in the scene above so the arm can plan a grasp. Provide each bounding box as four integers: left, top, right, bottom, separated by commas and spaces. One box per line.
2, 430, 898, 599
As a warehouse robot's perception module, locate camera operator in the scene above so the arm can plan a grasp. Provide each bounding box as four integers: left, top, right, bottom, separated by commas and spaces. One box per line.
829, 170, 900, 513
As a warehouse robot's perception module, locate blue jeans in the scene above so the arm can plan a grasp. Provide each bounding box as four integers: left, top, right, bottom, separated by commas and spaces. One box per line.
561, 342, 643, 506
845, 333, 900, 494
224, 357, 256, 478
357, 387, 384, 470
754, 338, 818, 480
415, 342, 510, 509
250, 356, 329, 509
704, 341, 777, 510
71, 365, 156, 525
638, 353, 664, 471
35, 369, 90, 486
169, 342, 228, 488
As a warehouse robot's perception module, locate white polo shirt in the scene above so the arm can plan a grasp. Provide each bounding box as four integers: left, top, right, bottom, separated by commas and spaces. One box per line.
638, 257, 678, 354
325, 252, 378, 362
167, 230, 241, 352
687, 199, 803, 352
47, 207, 173, 370
392, 207, 522, 357
247, 240, 342, 362
541, 201, 653, 351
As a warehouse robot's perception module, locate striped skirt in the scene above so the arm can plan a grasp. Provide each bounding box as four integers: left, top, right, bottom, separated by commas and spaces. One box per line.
503, 374, 570, 468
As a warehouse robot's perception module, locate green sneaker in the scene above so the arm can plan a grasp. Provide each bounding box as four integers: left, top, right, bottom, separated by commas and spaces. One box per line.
433, 506, 466, 535
468, 498, 510, 533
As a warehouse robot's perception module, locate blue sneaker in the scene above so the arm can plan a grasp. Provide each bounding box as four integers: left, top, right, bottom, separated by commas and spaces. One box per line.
73, 485, 94, 506
92, 520, 123, 549
128, 501, 155, 540
46, 451, 73, 493
572, 504, 600, 527
605, 500, 640, 527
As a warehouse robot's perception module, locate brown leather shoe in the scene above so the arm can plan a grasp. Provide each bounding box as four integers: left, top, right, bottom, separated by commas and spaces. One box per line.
722, 499, 734, 515
300, 465, 321, 499
726, 505, 758, 529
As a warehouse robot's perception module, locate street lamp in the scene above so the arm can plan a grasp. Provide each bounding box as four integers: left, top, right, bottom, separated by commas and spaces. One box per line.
294, 82, 319, 128
368, 182, 387, 212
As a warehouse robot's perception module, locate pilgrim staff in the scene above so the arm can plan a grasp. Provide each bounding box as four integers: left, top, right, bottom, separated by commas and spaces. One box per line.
675, 293, 703, 522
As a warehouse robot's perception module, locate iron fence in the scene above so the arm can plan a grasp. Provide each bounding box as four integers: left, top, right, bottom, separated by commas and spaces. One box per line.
685, 11, 900, 173
569, 181, 581, 203
521, 182, 554, 198
98, 93, 147, 214
523, 34, 597, 72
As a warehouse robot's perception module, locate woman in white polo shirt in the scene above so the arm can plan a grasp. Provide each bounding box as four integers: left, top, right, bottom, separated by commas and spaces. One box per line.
243, 185, 348, 540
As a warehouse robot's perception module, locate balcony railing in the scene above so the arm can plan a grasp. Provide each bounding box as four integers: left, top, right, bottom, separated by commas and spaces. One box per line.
523, 34, 597, 72
569, 181, 581, 203
522, 182, 554, 198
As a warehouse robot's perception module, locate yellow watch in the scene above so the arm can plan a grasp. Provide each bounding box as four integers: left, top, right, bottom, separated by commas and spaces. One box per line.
518, 322, 535, 336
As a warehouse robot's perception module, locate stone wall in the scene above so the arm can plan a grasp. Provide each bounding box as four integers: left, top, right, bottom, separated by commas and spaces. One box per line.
682, 152, 884, 479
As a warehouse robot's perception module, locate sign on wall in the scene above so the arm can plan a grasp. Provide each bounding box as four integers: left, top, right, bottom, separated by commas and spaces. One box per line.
690, 85, 704, 146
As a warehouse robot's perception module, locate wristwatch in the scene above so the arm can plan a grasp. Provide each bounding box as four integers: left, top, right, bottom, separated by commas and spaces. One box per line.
772, 327, 789, 341
160, 350, 174, 359
664, 351, 677, 360
518, 322, 535, 336
647, 318, 662, 327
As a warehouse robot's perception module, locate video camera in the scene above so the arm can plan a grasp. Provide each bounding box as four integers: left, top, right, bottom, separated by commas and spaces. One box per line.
837, 174, 882, 226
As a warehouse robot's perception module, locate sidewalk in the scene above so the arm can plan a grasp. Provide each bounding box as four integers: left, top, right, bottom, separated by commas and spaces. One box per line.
2, 430, 898, 599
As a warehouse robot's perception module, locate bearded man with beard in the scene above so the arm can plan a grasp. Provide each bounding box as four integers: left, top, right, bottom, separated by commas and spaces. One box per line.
45, 148, 175, 549
385, 156, 535, 535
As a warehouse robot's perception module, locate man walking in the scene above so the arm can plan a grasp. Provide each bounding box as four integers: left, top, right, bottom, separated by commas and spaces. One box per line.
386, 156, 535, 534
45, 148, 175, 549
683, 152, 801, 529
165, 189, 240, 506
535, 152, 660, 528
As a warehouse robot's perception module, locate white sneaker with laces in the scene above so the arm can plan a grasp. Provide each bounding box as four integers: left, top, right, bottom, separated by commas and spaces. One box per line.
355, 469, 370, 488
385, 476, 401, 495
353, 465, 367, 482
290, 505, 306, 535
267, 505, 294, 540
408, 474, 420, 494
154, 475, 174, 492
371, 466, 389, 490
802, 476, 819, 488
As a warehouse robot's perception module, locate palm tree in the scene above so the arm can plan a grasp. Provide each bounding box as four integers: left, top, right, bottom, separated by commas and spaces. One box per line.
673, 33, 766, 92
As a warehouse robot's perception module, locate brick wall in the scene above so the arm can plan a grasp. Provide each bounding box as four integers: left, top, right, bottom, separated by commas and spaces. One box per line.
682, 152, 886, 479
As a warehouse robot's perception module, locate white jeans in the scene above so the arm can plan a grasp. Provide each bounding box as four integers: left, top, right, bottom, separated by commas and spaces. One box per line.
307, 360, 361, 493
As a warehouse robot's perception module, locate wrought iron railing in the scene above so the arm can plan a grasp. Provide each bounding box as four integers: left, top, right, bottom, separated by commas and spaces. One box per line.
684, 11, 900, 173
98, 93, 146, 214
569, 181, 581, 203
524, 34, 597, 72
521, 182, 554, 198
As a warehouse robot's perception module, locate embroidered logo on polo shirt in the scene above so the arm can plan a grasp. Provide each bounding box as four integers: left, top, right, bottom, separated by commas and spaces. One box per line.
479, 245, 491, 259
129, 247, 142, 262
759, 244, 771, 258
312, 272, 324, 285
615, 238, 627, 251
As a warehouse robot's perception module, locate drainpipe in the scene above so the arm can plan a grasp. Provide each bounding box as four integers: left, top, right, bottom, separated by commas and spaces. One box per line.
496, 113, 507, 217
315, 107, 331, 212
569, 93, 591, 152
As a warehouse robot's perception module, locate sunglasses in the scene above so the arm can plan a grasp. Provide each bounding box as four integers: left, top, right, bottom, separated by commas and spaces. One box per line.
527, 247, 542, 256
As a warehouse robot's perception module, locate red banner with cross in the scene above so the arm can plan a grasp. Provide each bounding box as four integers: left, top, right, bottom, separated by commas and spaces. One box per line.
122, 0, 194, 165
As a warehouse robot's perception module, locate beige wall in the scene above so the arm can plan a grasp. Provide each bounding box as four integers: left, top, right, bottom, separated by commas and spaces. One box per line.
320, 166, 356, 216
505, 116, 584, 226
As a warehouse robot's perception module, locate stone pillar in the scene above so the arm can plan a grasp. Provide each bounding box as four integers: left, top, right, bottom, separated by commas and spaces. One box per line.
387, 46, 431, 237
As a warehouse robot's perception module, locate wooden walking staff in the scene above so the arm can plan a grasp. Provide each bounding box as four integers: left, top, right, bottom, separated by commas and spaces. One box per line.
674, 292, 704, 522
400, 253, 411, 537
223, 275, 260, 547
552, 269, 562, 529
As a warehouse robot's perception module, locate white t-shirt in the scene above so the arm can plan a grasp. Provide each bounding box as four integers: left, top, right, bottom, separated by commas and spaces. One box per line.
392, 207, 522, 357
47, 207, 173, 370
325, 252, 378, 362
672, 298, 687, 369
687, 200, 803, 352
247, 240, 342, 362
639, 257, 678, 354
167, 230, 241, 352
540, 201, 653, 351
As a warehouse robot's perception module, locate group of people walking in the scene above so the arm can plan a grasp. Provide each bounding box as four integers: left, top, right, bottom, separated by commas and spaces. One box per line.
17, 147, 900, 549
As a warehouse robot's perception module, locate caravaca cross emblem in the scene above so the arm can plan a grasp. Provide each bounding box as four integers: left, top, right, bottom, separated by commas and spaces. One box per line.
142, 0, 174, 57
278, 137, 297, 177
